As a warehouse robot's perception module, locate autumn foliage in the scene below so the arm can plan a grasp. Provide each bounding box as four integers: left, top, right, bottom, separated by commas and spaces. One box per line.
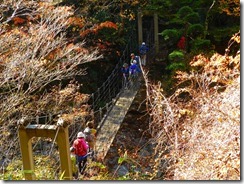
79, 21, 117, 37
218, 0, 240, 16
144, 32, 240, 180
0, 1, 101, 171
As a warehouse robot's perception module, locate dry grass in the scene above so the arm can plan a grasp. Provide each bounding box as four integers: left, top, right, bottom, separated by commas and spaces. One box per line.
143, 32, 240, 180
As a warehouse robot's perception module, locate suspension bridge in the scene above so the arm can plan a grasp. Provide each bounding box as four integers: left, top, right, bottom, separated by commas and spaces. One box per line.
3, 14, 158, 180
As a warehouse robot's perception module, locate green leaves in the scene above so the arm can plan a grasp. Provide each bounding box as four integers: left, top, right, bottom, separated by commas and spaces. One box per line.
118, 151, 128, 164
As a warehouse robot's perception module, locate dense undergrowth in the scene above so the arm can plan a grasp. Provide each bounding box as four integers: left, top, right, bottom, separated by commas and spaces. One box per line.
143, 32, 240, 180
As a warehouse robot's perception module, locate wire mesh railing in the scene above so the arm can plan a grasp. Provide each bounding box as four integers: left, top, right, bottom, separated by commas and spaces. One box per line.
88, 33, 138, 128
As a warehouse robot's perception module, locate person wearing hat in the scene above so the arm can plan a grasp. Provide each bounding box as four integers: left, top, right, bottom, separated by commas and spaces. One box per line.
139, 42, 149, 66
84, 121, 97, 152
129, 60, 141, 76
130, 53, 141, 66
128, 59, 141, 89
72, 132, 89, 174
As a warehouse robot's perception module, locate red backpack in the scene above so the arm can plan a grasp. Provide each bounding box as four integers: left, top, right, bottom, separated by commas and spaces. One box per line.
73, 138, 87, 156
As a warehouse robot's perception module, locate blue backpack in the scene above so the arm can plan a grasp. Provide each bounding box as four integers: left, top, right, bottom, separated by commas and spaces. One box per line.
130, 64, 140, 75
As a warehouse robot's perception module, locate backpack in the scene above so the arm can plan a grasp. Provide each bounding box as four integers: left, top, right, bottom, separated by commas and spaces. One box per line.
84, 128, 94, 142
130, 64, 141, 75
73, 138, 87, 156
139, 45, 148, 55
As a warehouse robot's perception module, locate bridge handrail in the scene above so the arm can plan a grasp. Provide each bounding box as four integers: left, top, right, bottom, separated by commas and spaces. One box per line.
88, 33, 137, 125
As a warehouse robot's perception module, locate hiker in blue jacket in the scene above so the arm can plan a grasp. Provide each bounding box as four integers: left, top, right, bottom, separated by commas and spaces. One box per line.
121, 63, 130, 89
129, 60, 141, 75
129, 60, 141, 89
130, 53, 141, 66
139, 42, 149, 66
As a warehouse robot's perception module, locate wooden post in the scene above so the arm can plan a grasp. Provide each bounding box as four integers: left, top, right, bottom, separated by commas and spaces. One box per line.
18, 128, 35, 180
18, 124, 72, 180
137, 8, 143, 46
154, 13, 159, 53
56, 127, 73, 180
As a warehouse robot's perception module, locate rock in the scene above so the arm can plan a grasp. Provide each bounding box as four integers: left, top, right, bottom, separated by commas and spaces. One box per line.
116, 165, 129, 177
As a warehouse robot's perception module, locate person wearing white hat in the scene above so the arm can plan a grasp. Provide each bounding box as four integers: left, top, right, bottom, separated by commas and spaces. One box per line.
72, 131, 89, 175
139, 42, 149, 66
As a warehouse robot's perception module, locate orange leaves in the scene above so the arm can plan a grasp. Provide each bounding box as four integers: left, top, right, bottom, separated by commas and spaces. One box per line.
80, 21, 118, 38
45, 48, 61, 61
93, 21, 118, 34
190, 54, 209, 67
79, 29, 92, 38
99, 21, 118, 30
66, 43, 89, 54
218, 0, 240, 17
12, 17, 25, 25
67, 17, 85, 28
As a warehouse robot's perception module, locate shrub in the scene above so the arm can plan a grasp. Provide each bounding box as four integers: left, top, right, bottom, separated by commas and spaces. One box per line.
186, 24, 204, 38
167, 50, 186, 72
168, 50, 185, 62
184, 12, 200, 24
190, 38, 211, 52
159, 29, 181, 46
177, 6, 194, 19
166, 62, 186, 72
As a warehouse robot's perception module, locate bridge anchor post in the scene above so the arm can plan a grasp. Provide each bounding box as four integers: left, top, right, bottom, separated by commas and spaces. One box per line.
18, 118, 72, 180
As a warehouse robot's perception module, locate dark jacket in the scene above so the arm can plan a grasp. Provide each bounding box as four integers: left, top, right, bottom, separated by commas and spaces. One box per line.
139, 45, 149, 55
129, 64, 141, 74
121, 67, 130, 77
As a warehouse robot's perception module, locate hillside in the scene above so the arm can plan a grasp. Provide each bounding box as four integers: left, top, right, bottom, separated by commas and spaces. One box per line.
0, 0, 240, 181
143, 32, 240, 180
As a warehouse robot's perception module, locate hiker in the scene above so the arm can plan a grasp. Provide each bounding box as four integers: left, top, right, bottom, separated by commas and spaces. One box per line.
130, 53, 141, 66
72, 132, 89, 174
129, 60, 141, 88
139, 42, 149, 66
70, 147, 78, 179
121, 63, 130, 89
129, 60, 141, 76
84, 121, 97, 154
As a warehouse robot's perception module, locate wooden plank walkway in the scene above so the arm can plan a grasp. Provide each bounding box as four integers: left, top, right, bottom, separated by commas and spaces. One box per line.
94, 88, 138, 161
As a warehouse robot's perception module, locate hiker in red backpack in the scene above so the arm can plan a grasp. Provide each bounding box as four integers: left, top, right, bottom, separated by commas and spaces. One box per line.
72, 132, 89, 174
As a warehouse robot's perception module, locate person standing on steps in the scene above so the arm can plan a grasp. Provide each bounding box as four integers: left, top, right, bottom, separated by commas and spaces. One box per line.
139, 42, 149, 66
72, 132, 89, 175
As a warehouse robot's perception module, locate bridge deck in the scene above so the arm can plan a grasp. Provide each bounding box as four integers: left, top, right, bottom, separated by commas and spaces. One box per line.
94, 88, 138, 160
